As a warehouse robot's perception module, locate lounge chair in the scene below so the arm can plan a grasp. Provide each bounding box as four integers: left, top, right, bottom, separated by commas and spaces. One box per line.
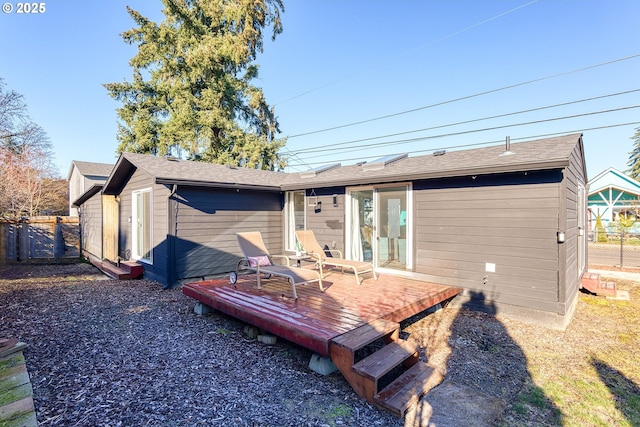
295, 230, 378, 285
232, 231, 324, 299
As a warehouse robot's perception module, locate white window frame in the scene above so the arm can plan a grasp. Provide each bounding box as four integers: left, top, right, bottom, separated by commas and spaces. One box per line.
132, 188, 152, 263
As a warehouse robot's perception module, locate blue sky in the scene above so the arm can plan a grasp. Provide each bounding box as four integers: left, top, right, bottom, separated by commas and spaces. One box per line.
1, 0, 638, 179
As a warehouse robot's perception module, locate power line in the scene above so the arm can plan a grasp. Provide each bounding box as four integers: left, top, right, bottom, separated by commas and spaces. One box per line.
286, 121, 640, 168
274, 0, 539, 106
290, 105, 640, 159
288, 53, 640, 138
288, 89, 640, 155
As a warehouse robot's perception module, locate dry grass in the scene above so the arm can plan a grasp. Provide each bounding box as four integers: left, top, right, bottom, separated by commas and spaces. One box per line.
404, 275, 640, 426
501, 278, 640, 426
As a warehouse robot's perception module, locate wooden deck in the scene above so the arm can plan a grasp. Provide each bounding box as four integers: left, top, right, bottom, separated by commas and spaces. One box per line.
182, 269, 462, 357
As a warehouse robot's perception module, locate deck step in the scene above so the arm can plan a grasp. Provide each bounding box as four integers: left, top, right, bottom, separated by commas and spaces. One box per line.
331, 318, 400, 353
352, 339, 418, 381
581, 272, 617, 296
374, 362, 443, 417
100, 260, 144, 280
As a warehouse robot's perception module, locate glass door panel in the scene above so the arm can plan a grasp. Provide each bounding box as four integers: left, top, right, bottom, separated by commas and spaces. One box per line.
376, 186, 407, 270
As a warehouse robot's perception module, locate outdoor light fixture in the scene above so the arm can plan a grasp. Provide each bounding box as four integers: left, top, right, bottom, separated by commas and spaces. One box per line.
557, 230, 565, 243
333, 195, 338, 207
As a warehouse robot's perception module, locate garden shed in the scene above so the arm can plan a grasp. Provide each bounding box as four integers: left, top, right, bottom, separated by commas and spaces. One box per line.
73, 133, 588, 327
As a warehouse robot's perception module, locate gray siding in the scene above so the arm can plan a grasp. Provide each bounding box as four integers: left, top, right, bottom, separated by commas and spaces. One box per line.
79, 192, 103, 259
69, 168, 83, 217
117, 168, 170, 284
414, 173, 564, 314
559, 140, 588, 314
305, 190, 346, 254
173, 187, 283, 282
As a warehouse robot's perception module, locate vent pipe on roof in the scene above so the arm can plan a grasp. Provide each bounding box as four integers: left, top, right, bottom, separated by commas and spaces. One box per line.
499, 136, 515, 157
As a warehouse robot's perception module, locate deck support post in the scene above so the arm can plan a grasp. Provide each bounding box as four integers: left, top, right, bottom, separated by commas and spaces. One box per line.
193, 302, 214, 315
309, 353, 338, 376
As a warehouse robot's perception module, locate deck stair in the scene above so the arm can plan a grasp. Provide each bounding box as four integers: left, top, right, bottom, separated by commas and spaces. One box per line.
581, 271, 617, 297
99, 260, 144, 280
329, 318, 443, 417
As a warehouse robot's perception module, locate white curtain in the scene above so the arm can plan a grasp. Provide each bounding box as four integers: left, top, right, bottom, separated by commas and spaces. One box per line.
287, 193, 297, 251
351, 196, 362, 261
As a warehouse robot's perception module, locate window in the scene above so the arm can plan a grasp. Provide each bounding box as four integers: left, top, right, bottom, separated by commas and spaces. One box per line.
132, 189, 152, 262
285, 191, 305, 251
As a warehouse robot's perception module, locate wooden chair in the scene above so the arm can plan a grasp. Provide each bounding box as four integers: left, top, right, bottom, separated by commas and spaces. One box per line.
295, 230, 378, 285
233, 231, 323, 299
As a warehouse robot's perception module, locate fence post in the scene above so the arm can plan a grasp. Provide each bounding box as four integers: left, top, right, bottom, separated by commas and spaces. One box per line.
620, 231, 624, 268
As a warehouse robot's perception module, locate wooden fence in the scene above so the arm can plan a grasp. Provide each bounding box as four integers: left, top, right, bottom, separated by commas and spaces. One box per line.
0, 216, 80, 263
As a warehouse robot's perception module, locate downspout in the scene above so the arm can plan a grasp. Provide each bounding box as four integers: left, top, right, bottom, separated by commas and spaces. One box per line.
166, 184, 178, 289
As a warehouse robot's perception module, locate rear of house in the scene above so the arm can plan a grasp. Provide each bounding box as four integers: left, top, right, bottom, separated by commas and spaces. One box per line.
279, 134, 588, 328
73, 134, 587, 327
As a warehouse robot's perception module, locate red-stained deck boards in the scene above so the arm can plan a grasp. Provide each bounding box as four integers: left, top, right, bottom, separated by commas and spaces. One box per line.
182, 270, 461, 357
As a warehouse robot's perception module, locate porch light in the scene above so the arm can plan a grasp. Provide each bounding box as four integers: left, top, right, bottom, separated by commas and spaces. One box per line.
557, 230, 565, 243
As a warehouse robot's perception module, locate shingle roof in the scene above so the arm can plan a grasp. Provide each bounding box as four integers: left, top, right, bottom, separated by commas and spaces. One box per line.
100, 133, 582, 195
103, 152, 287, 194
68, 160, 114, 180
280, 133, 583, 190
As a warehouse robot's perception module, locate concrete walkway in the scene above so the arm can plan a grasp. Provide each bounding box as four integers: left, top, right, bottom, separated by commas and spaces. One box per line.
0, 340, 37, 427
591, 269, 640, 282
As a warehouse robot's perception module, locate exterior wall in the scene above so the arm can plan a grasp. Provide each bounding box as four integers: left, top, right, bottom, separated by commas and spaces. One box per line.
69, 167, 83, 217
68, 167, 108, 217
78, 191, 103, 259
304, 187, 346, 254
117, 168, 170, 284
413, 170, 565, 314
559, 141, 588, 315
170, 187, 284, 284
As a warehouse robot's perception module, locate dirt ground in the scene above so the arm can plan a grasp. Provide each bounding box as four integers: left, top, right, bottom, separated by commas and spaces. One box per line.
1, 262, 639, 426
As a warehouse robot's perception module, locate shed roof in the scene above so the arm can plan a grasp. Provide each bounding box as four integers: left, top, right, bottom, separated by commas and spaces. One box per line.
280, 133, 584, 190
67, 160, 114, 181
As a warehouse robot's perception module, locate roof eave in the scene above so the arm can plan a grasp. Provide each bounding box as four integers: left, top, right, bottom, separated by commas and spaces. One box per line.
155, 178, 282, 192
102, 156, 136, 195
72, 184, 104, 207
280, 159, 571, 191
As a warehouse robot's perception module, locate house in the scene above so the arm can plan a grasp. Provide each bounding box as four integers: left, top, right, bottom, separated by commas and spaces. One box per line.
73, 133, 588, 327
67, 160, 114, 217
73, 152, 287, 284
587, 167, 640, 235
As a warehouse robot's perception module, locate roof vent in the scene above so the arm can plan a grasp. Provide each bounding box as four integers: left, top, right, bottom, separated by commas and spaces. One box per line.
499, 136, 515, 157
300, 163, 341, 179
165, 155, 180, 162
362, 153, 408, 171
433, 150, 446, 156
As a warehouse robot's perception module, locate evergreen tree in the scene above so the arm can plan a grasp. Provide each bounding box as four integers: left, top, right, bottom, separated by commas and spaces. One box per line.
627, 126, 640, 179
104, 0, 286, 170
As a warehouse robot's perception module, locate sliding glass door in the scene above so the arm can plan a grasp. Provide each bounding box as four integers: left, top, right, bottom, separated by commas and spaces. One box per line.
347, 184, 411, 271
